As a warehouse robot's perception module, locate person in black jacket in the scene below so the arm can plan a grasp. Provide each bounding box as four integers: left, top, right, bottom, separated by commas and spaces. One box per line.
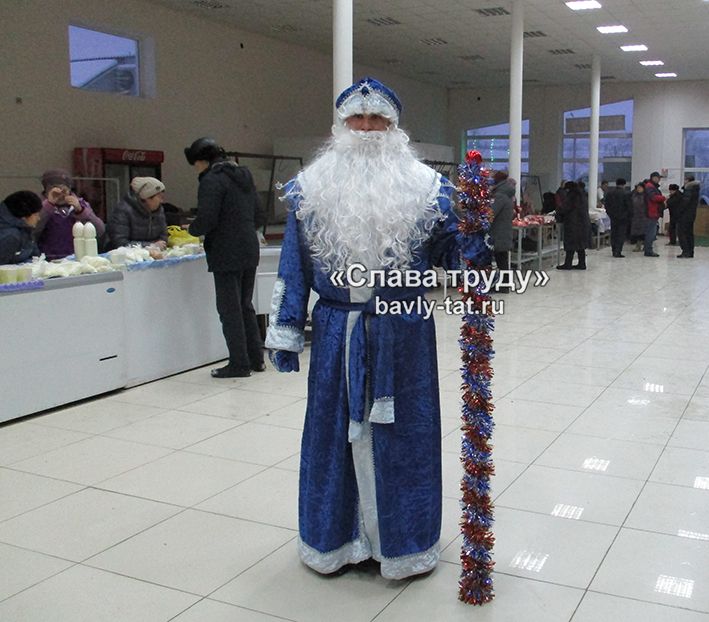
604, 178, 632, 257
0, 191, 42, 265
664, 184, 683, 246
185, 137, 266, 378
677, 175, 700, 258
556, 181, 591, 270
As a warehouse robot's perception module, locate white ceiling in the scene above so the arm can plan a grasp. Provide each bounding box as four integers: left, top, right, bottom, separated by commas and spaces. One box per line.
149, 0, 709, 88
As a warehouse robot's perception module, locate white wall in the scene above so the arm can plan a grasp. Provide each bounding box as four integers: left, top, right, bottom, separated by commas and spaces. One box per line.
448, 80, 709, 193
1, 0, 447, 207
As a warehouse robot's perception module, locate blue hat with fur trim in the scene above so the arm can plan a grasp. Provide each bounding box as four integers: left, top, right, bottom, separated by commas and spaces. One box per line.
335, 77, 402, 125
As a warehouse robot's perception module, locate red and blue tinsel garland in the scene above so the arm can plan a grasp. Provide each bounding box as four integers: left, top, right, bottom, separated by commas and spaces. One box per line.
456, 150, 496, 605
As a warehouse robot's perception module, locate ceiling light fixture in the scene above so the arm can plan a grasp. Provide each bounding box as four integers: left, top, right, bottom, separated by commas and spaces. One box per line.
640, 60, 664, 66
597, 25, 628, 34
655, 72, 678, 78
566, 1, 602, 9
621, 44, 648, 52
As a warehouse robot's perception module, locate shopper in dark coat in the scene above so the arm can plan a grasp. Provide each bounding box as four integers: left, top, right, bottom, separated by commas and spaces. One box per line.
556, 181, 590, 270
630, 182, 647, 251
0, 191, 42, 265
604, 178, 632, 257
677, 175, 700, 258
489, 172, 515, 293
664, 184, 683, 246
107, 177, 168, 249
186, 137, 266, 378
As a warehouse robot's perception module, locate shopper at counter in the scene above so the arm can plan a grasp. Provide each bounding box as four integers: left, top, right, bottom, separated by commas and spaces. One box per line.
107, 177, 168, 250
489, 171, 515, 292
556, 181, 590, 270
0, 191, 42, 264
184, 137, 265, 378
35, 169, 105, 260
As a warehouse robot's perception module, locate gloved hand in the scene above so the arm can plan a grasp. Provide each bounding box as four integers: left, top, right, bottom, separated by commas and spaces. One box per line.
269, 350, 300, 373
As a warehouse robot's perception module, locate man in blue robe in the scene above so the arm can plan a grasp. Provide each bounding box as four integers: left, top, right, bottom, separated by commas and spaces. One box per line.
265, 78, 463, 580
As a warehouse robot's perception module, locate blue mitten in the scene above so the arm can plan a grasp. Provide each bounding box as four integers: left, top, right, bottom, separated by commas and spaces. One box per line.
269, 350, 300, 373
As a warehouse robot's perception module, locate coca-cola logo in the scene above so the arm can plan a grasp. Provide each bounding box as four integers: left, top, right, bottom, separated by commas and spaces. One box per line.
122, 150, 147, 162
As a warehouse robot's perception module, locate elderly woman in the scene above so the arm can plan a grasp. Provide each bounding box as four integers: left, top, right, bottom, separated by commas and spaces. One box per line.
107, 177, 168, 249
489, 171, 515, 292
35, 169, 105, 260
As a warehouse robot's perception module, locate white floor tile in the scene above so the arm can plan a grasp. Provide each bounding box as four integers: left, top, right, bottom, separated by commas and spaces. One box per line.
87, 509, 295, 595
0, 468, 83, 522
625, 481, 709, 539
103, 410, 242, 449
535, 433, 665, 480
591, 528, 709, 612
171, 599, 286, 621
575, 591, 709, 621
493, 398, 583, 432
448, 507, 618, 588
668, 420, 709, 451
0, 422, 89, 466
0, 564, 198, 622
611, 358, 707, 396
459, 424, 557, 464
375, 563, 583, 622
186, 422, 301, 466
496, 465, 644, 525
506, 381, 605, 408
9, 436, 171, 485
212, 541, 406, 622
178, 388, 303, 421
33, 400, 166, 434
0, 488, 180, 561
0, 543, 73, 601
108, 380, 228, 410
254, 399, 307, 430
684, 396, 709, 422
650, 447, 709, 489
196, 467, 299, 530
98, 451, 265, 507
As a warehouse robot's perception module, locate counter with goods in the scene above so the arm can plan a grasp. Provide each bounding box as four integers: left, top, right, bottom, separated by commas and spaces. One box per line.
0, 245, 282, 422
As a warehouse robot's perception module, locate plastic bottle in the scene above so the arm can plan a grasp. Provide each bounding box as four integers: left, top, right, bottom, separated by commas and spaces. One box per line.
72, 222, 85, 260
83, 222, 98, 257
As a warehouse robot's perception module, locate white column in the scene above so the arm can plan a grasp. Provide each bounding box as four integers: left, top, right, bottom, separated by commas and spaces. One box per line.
333, 0, 353, 121
509, 0, 524, 203
588, 54, 601, 209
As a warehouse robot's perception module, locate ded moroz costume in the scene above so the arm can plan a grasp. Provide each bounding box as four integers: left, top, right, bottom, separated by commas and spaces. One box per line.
265, 78, 476, 580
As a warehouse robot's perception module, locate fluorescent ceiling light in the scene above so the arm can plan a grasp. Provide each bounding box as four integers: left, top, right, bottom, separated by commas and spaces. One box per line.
597, 25, 628, 34
640, 60, 664, 66
655, 72, 678, 78
621, 44, 648, 52
566, 1, 602, 9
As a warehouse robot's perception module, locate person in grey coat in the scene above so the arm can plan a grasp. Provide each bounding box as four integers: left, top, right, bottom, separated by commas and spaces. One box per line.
185, 137, 267, 378
556, 181, 590, 270
489, 171, 515, 293
107, 177, 168, 249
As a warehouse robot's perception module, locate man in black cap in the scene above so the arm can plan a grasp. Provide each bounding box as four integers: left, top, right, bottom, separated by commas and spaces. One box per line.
184, 137, 266, 377
677, 175, 701, 258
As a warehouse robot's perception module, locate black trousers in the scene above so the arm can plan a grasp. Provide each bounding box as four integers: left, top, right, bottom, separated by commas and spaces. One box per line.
609, 218, 628, 255
494, 250, 510, 272
678, 211, 696, 256
561, 249, 586, 268
668, 208, 677, 244
213, 269, 264, 371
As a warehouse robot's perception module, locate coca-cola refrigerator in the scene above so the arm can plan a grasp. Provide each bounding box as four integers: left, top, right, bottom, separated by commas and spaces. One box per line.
73, 147, 164, 221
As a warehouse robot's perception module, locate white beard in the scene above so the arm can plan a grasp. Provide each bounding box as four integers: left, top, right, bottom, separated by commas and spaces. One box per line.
293, 125, 444, 273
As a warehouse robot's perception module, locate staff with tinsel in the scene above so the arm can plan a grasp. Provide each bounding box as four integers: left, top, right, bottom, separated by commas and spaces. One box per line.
455, 149, 496, 605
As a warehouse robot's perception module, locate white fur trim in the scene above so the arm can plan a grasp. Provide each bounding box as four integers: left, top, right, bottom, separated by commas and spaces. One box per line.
369, 398, 395, 424
264, 278, 305, 352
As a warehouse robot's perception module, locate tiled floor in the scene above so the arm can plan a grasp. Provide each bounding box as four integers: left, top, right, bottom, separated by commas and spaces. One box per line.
2, 241, 709, 621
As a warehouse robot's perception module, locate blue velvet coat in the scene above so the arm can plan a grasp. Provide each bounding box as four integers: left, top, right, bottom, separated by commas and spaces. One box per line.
265, 174, 462, 579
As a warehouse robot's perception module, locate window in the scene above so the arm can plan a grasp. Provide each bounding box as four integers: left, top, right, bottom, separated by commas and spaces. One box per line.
69, 25, 140, 96
466, 120, 530, 173
683, 129, 709, 204
562, 99, 633, 184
